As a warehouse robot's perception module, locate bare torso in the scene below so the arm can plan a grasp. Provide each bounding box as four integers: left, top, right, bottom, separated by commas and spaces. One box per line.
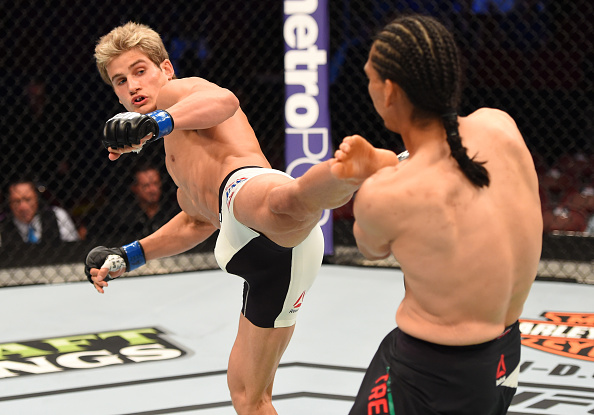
148, 77, 354, 250
355, 108, 543, 345
160, 88, 270, 228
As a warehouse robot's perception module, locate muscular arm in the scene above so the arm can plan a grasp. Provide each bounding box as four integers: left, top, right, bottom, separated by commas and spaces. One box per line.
139, 211, 217, 261
107, 78, 240, 161
158, 77, 240, 130
353, 222, 392, 260
86, 211, 216, 293
352, 183, 393, 260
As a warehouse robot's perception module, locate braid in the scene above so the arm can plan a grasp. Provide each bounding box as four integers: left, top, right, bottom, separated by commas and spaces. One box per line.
442, 111, 490, 187
371, 15, 490, 188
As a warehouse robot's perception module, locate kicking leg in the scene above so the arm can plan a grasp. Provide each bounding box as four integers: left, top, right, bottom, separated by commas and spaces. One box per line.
227, 314, 295, 415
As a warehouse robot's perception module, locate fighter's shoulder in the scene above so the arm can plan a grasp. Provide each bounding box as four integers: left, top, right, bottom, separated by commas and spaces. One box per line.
358, 165, 411, 201
467, 107, 524, 144
157, 77, 225, 108
355, 166, 424, 228
467, 107, 519, 132
162, 76, 221, 92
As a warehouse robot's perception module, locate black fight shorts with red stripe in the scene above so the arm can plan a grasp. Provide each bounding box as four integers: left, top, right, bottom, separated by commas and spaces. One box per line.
350, 322, 521, 415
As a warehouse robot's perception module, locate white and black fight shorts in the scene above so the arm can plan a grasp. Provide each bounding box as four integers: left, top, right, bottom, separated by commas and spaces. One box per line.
214, 166, 324, 328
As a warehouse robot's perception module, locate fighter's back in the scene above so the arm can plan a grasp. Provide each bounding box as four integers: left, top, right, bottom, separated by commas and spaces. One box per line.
359, 108, 543, 345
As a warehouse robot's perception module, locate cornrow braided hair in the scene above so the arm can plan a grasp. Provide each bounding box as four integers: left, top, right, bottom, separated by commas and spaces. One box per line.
371, 15, 490, 188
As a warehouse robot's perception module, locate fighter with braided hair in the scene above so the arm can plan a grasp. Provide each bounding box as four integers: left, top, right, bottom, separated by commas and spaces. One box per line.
330, 14, 542, 414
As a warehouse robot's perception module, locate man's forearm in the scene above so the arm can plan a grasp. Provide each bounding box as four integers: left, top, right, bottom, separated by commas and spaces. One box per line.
140, 211, 216, 261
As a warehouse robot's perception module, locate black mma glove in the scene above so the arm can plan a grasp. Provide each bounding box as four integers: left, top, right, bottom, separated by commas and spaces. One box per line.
102, 110, 174, 150
84, 241, 146, 283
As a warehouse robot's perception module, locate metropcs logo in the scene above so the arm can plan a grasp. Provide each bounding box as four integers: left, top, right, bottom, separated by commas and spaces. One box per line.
283, 0, 333, 232
519, 312, 594, 362
0, 327, 186, 378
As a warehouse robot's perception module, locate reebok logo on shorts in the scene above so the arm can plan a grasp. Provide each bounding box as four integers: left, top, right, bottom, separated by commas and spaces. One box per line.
496, 354, 507, 379
289, 291, 305, 314
495, 353, 519, 388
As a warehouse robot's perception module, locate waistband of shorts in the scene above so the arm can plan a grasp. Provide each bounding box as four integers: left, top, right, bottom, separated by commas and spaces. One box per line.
218, 166, 263, 216
496, 321, 519, 340
398, 320, 520, 352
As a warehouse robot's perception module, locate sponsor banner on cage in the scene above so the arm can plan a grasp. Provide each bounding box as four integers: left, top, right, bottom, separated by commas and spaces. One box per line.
283, 0, 333, 254
0, 327, 186, 378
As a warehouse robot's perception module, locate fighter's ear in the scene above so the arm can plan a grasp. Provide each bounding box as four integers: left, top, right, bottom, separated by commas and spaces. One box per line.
385, 80, 409, 109
161, 59, 175, 80
384, 79, 396, 108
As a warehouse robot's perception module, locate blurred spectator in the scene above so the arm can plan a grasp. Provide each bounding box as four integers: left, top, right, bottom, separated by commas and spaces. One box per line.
124, 164, 180, 237
0, 177, 80, 248
541, 184, 593, 234
565, 186, 594, 236
87, 164, 179, 244
542, 206, 587, 233
539, 167, 574, 208
539, 151, 594, 234
555, 152, 594, 188
586, 214, 594, 235
564, 186, 594, 216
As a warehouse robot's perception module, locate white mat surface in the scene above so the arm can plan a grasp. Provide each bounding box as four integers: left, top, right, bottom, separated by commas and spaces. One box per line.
0, 265, 592, 414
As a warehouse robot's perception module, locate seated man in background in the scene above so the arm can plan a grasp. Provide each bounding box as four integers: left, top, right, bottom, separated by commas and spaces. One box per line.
1, 177, 80, 248
126, 163, 179, 238
85, 163, 180, 245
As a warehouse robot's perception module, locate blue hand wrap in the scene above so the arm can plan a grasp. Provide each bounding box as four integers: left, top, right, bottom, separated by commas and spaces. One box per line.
147, 110, 174, 138
121, 241, 146, 271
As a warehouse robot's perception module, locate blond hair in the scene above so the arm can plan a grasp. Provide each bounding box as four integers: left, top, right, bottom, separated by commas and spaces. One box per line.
94, 22, 171, 85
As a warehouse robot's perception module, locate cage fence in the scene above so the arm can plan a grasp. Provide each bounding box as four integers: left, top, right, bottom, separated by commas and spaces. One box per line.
0, 0, 592, 287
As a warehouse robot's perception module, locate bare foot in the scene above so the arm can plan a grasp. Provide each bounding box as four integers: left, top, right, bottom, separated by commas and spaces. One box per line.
330, 135, 397, 184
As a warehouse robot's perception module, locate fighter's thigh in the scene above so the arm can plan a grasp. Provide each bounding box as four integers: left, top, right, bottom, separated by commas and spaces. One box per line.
232, 174, 306, 236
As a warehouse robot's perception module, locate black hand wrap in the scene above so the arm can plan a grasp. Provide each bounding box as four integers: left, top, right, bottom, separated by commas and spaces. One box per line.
84, 246, 129, 283
102, 112, 159, 149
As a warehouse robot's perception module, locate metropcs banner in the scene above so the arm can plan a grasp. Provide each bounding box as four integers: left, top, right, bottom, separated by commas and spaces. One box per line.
283, 0, 333, 254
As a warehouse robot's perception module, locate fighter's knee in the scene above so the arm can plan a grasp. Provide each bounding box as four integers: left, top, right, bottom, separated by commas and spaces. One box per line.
229, 389, 273, 415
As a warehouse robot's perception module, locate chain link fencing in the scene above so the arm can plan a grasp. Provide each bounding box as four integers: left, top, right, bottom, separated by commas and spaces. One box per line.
0, 0, 592, 287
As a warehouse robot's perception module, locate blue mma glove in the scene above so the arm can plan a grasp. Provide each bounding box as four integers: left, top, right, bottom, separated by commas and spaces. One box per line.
102, 110, 174, 150
84, 241, 146, 283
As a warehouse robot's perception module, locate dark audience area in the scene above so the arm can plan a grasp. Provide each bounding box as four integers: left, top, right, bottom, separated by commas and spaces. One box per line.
0, 0, 592, 269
